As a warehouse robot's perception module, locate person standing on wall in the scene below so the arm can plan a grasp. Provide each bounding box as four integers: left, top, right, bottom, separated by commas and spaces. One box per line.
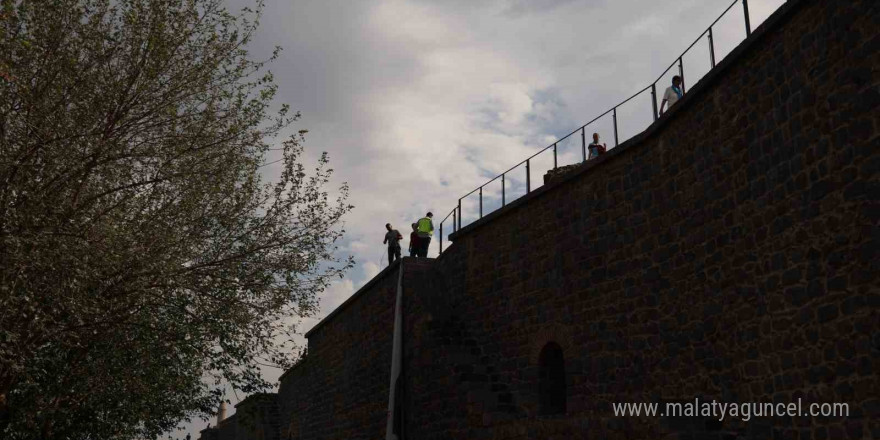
416, 212, 434, 258
659, 75, 684, 115
384, 223, 403, 265
588, 132, 607, 160
408, 222, 421, 257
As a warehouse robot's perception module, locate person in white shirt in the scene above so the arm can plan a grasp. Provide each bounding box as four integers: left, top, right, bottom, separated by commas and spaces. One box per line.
659, 75, 684, 115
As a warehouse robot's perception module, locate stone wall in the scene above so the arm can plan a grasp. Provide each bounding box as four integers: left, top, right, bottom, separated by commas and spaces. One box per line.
272, 0, 879, 438
403, 0, 879, 438
276, 259, 435, 440
198, 394, 280, 440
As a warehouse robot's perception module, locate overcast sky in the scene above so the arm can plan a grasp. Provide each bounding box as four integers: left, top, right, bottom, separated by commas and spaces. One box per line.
175, 0, 785, 437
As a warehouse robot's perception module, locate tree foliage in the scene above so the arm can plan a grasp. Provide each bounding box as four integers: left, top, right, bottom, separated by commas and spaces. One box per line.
0, 0, 353, 438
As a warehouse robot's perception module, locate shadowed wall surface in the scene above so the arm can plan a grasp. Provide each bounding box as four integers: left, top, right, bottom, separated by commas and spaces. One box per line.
208, 0, 879, 438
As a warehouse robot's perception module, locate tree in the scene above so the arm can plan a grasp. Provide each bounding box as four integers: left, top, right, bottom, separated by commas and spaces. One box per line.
0, 0, 353, 438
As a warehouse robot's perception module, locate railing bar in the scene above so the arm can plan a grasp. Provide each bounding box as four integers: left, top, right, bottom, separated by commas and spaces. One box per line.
460, 188, 478, 199
445, 0, 746, 230
612, 108, 619, 147
653, 34, 702, 85
711, 0, 740, 29
502, 174, 506, 206
531, 141, 558, 158
616, 84, 653, 108
581, 128, 586, 162
472, 76, 667, 193
441, 206, 457, 224
654, 0, 736, 84
483, 174, 502, 185
526, 159, 530, 193
543, 107, 618, 156
493, 140, 563, 179
651, 83, 658, 121
708, 26, 716, 68
556, 130, 576, 143
678, 57, 686, 93
439, 222, 443, 254
582, 106, 616, 128
488, 87, 654, 178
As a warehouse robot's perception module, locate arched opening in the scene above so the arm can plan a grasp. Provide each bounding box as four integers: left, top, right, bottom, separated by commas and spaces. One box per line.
538, 341, 566, 415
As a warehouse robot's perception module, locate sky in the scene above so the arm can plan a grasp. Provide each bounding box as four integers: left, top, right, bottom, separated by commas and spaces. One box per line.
174, 0, 786, 437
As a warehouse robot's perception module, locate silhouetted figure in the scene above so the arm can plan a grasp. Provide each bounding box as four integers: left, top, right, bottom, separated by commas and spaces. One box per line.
659, 75, 684, 114
416, 212, 434, 258
384, 223, 403, 265
588, 132, 607, 159
409, 223, 420, 257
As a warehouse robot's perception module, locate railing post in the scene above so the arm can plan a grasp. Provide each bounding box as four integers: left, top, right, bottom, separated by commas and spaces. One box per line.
651, 83, 658, 121
502, 173, 506, 207
678, 57, 685, 93
479, 186, 483, 218
453, 209, 457, 232
526, 159, 531, 193
553, 143, 558, 169
612, 107, 619, 147
440, 222, 443, 254
581, 128, 586, 162
742, 0, 751, 36
457, 198, 461, 230
708, 26, 716, 68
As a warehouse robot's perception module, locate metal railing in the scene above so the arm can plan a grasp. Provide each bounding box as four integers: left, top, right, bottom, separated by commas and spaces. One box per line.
439, 0, 757, 254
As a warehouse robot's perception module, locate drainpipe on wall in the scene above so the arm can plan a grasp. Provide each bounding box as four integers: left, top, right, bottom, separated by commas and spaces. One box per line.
385, 262, 406, 439
217, 401, 227, 425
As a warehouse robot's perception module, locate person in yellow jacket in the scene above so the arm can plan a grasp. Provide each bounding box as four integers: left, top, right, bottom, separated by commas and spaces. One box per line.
416, 212, 434, 258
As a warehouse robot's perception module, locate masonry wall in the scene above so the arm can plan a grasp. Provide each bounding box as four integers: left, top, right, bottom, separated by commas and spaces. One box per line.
272, 0, 878, 438
277, 259, 435, 440
401, 0, 880, 438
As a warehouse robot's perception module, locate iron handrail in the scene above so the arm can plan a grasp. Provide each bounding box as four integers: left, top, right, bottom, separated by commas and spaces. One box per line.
439, 0, 757, 255
653, 0, 740, 85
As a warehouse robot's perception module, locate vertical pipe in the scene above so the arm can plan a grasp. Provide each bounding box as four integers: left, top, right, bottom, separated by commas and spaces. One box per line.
708, 26, 716, 68
439, 222, 443, 254
502, 173, 506, 207
479, 187, 483, 218
743, 0, 751, 36
612, 107, 619, 147
678, 57, 685, 93
553, 143, 558, 169
651, 83, 658, 121
581, 128, 586, 162
457, 199, 461, 230
526, 159, 531, 193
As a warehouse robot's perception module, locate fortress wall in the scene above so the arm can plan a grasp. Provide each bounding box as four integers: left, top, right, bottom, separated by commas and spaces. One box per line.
276, 262, 399, 440
277, 259, 436, 440
403, 0, 879, 438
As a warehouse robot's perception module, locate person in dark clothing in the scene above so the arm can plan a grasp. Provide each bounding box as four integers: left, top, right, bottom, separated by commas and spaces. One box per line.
409, 223, 420, 257
384, 223, 403, 265
588, 132, 607, 159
